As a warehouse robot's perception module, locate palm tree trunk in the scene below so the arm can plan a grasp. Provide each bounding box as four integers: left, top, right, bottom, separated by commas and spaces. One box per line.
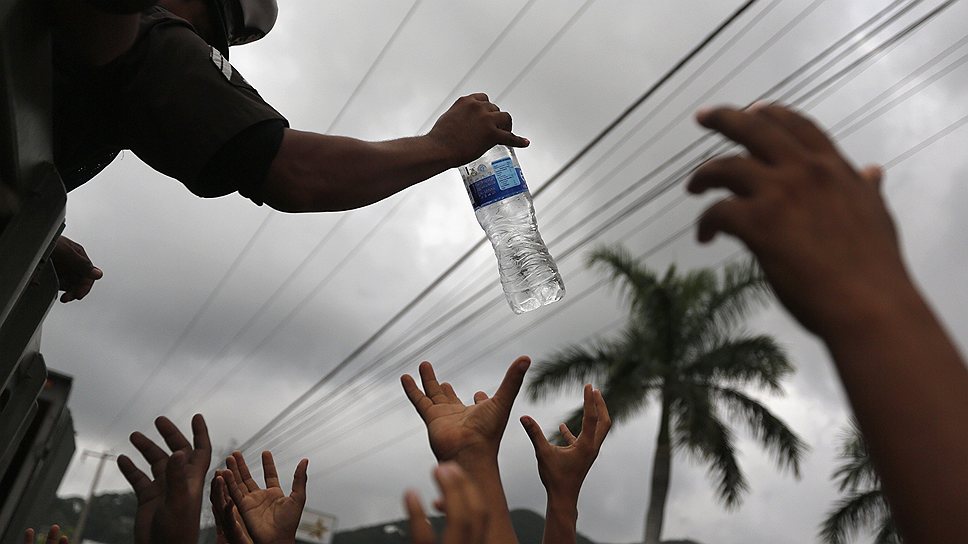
644, 398, 672, 544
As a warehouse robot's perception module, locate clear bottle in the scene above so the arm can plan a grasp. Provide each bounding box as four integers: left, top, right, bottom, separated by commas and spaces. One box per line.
459, 145, 565, 314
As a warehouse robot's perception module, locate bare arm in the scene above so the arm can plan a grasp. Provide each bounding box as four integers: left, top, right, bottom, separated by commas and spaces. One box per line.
262, 94, 529, 212
688, 104, 968, 544
401, 358, 532, 544
520, 385, 611, 544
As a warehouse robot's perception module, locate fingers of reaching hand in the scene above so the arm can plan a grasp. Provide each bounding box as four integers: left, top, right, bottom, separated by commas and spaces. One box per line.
696, 106, 803, 165
118, 453, 157, 498
261, 451, 280, 489
440, 382, 463, 406
593, 389, 612, 445
473, 391, 488, 405
688, 155, 768, 197
418, 362, 446, 401
577, 384, 599, 446
23, 528, 33, 544
155, 416, 192, 453
697, 197, 754, 244
221, 469, 247, 507
129, 432, 169, 478
191, 413, 212, 458
404, 491, 435, 544
44, 525, 61, 544
401, 374, 434, 421
493, 356, 531, 408
291, 458, 309, 505
229, 452, 260, 493
859, 164, 885, 189
559, 423, 578, 446
520, 416, 551, 455
210, 476, 228, 528
753, 104, 839, 155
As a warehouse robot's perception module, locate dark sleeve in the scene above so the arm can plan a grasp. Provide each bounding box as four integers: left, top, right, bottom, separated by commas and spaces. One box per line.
101, 15, 289, 199
196, 119, 287, 205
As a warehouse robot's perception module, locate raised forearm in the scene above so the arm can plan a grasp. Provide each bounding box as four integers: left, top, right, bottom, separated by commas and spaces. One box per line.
823, 282, 968, 544
265, 129, 456, 212
542, 494, 579, 544
455, 455, 518, 544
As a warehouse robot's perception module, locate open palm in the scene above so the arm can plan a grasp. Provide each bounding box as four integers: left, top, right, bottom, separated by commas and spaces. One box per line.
220, 451, 308, 544
402, 357, 530, 462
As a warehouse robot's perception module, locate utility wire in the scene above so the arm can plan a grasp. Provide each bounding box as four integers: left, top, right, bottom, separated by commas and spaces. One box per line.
100, 215, 273, 436
494, 0, 595, 103
174, 0, 620, 420
250, 2, 960, 456
102, 2, 429, 439
279, 101, 968, 468
241, 0, 917, 454
232, 0, 763, 456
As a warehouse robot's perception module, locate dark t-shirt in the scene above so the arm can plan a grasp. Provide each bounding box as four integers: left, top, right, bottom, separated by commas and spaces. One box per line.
53, 7, 288, 204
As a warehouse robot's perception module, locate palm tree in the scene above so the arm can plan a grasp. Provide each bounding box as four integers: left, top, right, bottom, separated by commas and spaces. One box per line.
820, 420, 900, 544
527, 246, 806, 544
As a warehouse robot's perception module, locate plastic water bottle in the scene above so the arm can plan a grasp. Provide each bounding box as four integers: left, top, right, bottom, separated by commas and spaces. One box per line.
459, 145, 565, 314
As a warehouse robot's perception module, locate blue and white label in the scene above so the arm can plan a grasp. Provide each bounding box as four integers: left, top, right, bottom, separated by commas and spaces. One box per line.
467, 158, 528, 209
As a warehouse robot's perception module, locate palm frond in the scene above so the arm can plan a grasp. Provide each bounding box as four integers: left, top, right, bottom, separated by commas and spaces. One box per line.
712, 386, 806, 477
685, 335, 793, 393
527, 340, 619, 402
549, 376, 657, 444
832, 419, 880, 492
671, 386, 748, 508
873, 516, 902, 544
819, 489, 891, 544
684, 260, 770, 362
712, 259, 771, 321
587, 245, 660, 318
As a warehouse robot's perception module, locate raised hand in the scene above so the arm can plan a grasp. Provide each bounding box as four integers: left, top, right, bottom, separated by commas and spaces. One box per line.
218, 451, 309, 544
117, 414, 212, 544
23, 525, 68, 544
401, 357, 530, 463
428, 93, 530, 168
686, 104, 904, 337
520, 384, 611, 500
404, 463, 487, 544
50, 235, 103, 303
211, 473, 254, 544
688, 104, 968, 544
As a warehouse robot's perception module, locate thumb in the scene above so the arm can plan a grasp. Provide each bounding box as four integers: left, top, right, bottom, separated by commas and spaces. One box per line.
493, 356, 530, 409
291, 458, 309, 506
520, 416, 550, 455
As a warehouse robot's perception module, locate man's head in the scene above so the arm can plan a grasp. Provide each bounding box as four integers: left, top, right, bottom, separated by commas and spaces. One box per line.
208, 0, 277, 54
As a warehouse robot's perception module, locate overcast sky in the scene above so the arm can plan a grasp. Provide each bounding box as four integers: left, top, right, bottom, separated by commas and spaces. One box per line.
46, 1, 968, 543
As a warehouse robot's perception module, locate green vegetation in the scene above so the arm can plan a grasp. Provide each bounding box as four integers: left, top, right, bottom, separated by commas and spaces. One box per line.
527, 246, 806, 544
820, 421, 900, 544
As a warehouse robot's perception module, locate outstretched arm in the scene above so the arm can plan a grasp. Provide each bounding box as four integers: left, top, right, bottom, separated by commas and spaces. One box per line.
520, 385, 611, 544
401, 357, 531, 544
688, 104, 968, 544
262, 94, 529, 212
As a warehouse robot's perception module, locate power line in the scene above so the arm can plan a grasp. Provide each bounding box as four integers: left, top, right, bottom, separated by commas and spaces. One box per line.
101, 2, 431, 438
171, 0, 624, 422
99, 215, 273, 436
494, 0, 595, 103
231, 0, 763, 456
244, 1, 960, 457
277, 97, 968, 470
